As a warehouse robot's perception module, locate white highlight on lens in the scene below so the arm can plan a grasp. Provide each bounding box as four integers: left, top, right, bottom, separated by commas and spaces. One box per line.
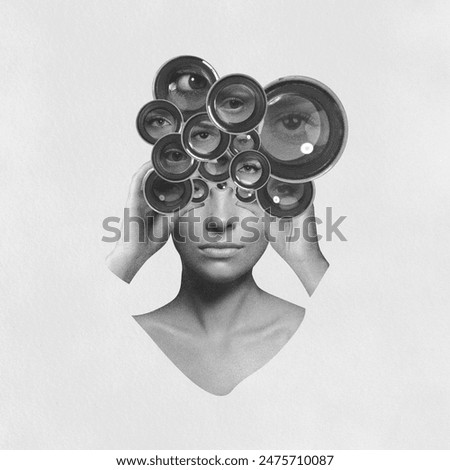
269, 96, 283, 105
273, 196, 280, 204
301, 142, 314, 154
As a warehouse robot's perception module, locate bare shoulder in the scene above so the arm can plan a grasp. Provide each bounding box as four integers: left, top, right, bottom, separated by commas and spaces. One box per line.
133, 301, 187, 336
254, 290, 305, 338
261, 290, 305, 319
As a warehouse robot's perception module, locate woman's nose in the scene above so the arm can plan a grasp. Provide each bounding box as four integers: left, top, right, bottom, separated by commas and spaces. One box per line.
203, 182, 237, 234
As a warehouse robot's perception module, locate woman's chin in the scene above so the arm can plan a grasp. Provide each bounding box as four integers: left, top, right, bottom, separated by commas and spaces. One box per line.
192, 263, 249, 284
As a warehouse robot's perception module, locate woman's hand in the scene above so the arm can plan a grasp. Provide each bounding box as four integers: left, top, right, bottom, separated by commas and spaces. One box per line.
267, 204, 329, 295
106, 161, 171, 283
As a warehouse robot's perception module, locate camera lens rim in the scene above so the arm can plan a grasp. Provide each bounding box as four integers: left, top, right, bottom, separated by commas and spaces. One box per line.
192, 178, 210, 203
235, 187, 256, 203
206, 74, 267, 134
181, 112, 231, 162
260, 76, 348, 183
153, 56, 219, 118
136, 99, 183, 145
229, 130, 261, 155
256, 177, 315, 219
143, 170, 193, 214
152, 133, 199, 182
230, 150, 271, 191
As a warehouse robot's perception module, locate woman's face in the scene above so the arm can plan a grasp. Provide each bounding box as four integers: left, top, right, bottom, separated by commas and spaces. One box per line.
172, 178, 269, 284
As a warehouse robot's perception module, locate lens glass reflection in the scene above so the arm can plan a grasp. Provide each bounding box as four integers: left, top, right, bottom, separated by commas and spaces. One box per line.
192, 179, 209, 202
261, 93, 330, 162
215, 84, 256, 124
236, 187, 256, 202
266, 178, 305, 211
231, 133, 257, 153
167, 69, 210, 112
151, 179, 185, 204
202, 154, 231, 176
188, 119, 222, 154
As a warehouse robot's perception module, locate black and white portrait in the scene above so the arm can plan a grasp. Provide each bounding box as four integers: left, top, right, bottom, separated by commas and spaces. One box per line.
2, 0, 449, 452
105, 57, 344, 395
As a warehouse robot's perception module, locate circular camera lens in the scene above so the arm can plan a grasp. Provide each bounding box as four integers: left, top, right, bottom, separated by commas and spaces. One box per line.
235, 187, 256, 203
136, 100, 183, 145
143, 170, 193, 214
229, 130, 260, 155
207, 74, 267, 134
152, 133, 198, 181
182, 113, 230, 161
260, 76, 347, 182
256, 177, 315, 218
230, 150, 270, 190
192, 178, 209, 203
198, 152, 232, 182
153, 56, 219, 118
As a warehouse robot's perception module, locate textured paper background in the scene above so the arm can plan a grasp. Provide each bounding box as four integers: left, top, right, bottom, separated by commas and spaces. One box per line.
1, 0, 449, 449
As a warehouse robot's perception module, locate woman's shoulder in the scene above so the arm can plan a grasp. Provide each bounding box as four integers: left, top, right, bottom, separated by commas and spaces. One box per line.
259, 290, 305, 320
133, 301, 189, 335
246, 290, 305, 342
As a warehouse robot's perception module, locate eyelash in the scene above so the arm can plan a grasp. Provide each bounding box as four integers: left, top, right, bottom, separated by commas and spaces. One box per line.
191, 131, 212, 140
277, 113, 317, 129
220, 97, 245, 108
237, 163, 261, 173
146, 116, 172, 127
163, 147, 188, 161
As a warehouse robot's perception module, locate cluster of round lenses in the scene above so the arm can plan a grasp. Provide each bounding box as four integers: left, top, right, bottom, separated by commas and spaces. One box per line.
138, 56, 347, 217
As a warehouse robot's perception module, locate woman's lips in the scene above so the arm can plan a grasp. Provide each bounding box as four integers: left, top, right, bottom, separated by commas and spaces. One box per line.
199, 243, 244, 259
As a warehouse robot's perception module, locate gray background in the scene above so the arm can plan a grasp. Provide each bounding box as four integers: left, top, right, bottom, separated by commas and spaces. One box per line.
1, 0, 449, 449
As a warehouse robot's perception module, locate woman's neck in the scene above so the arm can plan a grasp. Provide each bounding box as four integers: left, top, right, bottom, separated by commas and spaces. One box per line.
174, 267, 263, 336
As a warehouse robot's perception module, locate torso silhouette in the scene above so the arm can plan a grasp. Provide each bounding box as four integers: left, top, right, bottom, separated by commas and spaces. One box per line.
134, 289, 304, 396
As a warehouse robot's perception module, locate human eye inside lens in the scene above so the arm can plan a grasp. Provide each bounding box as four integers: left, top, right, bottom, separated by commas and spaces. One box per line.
144, 110, 176, 139
191, 126, 219, 141
167, 69, 210, 111
146, 116, 172, 128
262, 94, 323, 146
236, 159, 262, 174
218, 97, 245, 113
189, 123, 221, 153
164, 146, 186, 161
215, 85, 255, 122
275, 111, 319, 135
170, 72, 208, 93
281, 113, 308, 130
161, 146, 190, 172
218, 90, 251, 111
